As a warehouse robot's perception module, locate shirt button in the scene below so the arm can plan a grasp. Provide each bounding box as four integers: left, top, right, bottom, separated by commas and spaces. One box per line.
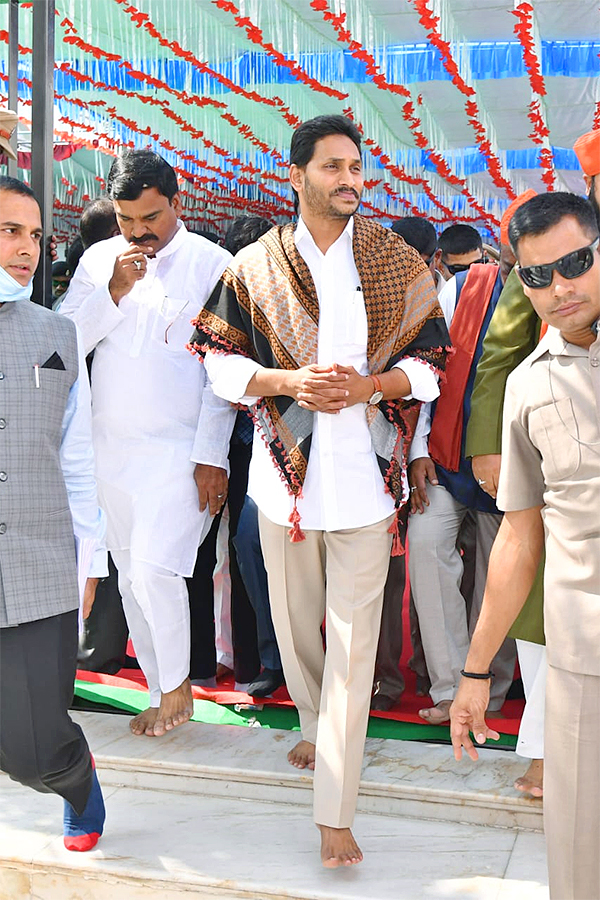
0, 472, 7, 482
0, 523, 7, 534
0, 372, 4, 380
0, 419, 5, 429
591, 358, 599, 367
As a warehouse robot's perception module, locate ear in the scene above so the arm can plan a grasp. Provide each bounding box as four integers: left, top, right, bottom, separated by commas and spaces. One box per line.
289, 164, 304, 195
171, 192, 182, 214
583, 174, 592, 197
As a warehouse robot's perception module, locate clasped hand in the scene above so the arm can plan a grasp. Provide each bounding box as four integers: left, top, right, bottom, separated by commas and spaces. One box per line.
294, 363, 371, 414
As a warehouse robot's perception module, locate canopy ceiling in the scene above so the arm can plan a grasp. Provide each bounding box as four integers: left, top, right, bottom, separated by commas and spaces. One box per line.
2, 0, 599, 244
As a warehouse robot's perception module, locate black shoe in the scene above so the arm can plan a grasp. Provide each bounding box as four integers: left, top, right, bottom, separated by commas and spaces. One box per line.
247, 668, 285, 698
370, 693, 398, 712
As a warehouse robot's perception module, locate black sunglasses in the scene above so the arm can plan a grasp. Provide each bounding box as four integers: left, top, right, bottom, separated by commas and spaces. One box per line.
446, 257, 485, 275
517, 238, 599, 289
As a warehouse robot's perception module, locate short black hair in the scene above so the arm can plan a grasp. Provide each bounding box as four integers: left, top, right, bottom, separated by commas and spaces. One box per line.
80, 198, 118, 248
223, 216, 273, 256
391, 217, 437, 258
289, 115, 361, 212
438, 223, 482, 258
107, 150, 178, 203
66, 235, 84, 277
0, 175, 35, 200
509, 191, 599, 255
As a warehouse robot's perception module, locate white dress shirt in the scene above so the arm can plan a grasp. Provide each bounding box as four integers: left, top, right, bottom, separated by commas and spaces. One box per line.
206, 217, 440, 531
62, 326, 108, 578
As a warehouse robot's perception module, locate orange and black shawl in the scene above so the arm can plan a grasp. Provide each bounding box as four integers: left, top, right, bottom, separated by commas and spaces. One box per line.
190, 215, 450, 553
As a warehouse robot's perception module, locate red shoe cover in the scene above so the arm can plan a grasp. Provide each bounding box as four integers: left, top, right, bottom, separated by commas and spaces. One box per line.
64, 832, 100, 852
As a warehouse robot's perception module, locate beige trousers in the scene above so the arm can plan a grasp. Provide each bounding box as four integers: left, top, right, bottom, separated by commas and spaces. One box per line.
258, 511, 394, 828
545, 664, 600, 900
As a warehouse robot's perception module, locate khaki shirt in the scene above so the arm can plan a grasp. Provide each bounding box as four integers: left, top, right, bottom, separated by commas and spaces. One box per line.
497, 327, 600, 677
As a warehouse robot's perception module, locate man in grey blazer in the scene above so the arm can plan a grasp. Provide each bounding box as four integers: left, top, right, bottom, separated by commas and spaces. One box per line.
0, 168, 108, 852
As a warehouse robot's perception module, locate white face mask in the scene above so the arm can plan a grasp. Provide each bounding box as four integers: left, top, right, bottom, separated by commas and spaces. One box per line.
0, 263, 33, 303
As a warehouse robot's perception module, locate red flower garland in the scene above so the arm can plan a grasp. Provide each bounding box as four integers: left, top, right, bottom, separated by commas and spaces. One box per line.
511, 3, 555, 189
212, 0, 348, 101
412, 0, 516, 200
310, 0, 499, 227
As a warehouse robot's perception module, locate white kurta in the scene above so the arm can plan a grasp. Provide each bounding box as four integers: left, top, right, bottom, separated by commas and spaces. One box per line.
60, 222, 235, 575
206, 217, 440, 531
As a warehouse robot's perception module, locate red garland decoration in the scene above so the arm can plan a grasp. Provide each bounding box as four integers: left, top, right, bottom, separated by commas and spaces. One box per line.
310, 0, 499, 227
56, 19, 288, 171
511, 3, 555, 189
212, 0, 348, 101
511, 3, 546, 96
112, 0, 301, 128
412, 0, 516, 200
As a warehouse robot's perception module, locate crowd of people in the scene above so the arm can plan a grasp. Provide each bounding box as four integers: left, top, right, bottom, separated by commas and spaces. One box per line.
0, 107, 598, 899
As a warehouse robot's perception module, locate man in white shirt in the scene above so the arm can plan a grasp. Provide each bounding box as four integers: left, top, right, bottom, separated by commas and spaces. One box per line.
61, 151, 234, 738
189, 115, 449, 867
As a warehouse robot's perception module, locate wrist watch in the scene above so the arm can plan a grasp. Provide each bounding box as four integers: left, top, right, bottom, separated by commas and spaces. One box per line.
367, 374, 384, 405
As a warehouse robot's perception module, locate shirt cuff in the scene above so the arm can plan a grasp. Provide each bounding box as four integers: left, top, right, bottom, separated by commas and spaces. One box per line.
205, 351, 263, 404
394, 358, 440, 402
89, 547, 109, 579
408, 436, 430, 462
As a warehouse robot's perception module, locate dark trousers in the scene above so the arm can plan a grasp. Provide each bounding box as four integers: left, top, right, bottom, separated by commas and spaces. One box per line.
188, 442, 270, 684
0, 609, 92, 814
77, 555, 128, 674
234, 496, 281, 671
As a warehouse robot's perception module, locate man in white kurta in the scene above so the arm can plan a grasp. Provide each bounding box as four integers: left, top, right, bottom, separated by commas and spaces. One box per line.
61, 150, 234, 737
192, 116, 449, 866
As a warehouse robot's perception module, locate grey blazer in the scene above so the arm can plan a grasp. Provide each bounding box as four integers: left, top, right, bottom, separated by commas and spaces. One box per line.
0, 299, 80, 627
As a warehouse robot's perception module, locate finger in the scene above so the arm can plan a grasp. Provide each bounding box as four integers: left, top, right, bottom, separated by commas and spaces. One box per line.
198, 489, 208, 512
417, 485, 429, 508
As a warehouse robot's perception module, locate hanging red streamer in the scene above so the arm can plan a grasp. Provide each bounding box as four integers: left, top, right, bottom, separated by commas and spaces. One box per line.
412, 0, 516, 200
310, 0, 499, 227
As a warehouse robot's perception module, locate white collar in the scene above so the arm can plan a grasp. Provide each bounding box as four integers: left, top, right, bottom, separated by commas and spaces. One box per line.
294, 215, 354, 252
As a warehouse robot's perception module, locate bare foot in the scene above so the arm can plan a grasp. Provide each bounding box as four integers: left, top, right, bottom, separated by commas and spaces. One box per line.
150, 678, 194, 737
287, 740, 315, 770
318, 825, 363, 868
418, 699, 452, 724
130, 707, 159, 736
216, 662, 233, 681
514, 758, 544, 797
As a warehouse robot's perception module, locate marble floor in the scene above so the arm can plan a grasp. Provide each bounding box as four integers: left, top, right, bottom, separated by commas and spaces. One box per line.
0, 714, 548, 900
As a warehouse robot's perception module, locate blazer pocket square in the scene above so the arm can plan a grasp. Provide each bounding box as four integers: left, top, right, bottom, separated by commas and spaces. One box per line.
41, 352, 66, 370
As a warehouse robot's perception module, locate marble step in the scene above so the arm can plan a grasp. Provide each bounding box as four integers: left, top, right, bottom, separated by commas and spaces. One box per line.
76, 711, 543, 833
0, 770, 549, 900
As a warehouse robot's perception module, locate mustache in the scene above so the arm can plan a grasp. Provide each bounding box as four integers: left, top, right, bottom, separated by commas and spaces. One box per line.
331, 188, 360, 199
130, 234, 159, 245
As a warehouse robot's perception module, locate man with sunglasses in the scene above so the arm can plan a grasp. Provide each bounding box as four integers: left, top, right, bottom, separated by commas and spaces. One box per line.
450, 191, 600, 900
438, 223, 486, 281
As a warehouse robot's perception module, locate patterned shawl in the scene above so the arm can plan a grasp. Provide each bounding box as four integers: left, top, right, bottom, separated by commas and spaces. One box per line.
190, 215, 449, 552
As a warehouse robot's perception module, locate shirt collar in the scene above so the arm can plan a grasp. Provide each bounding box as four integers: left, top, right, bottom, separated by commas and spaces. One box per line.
294, 215, 354, 253
152, 219, 187, 261
545, 325, 594, 358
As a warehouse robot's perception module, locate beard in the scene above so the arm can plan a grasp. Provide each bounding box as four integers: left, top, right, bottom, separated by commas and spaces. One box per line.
303, 175, 361, 220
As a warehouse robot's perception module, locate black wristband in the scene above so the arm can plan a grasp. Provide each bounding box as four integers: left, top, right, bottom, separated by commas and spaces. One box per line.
460, 669, 495, 680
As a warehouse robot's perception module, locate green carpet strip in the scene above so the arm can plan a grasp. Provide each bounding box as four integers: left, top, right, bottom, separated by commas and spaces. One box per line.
73, 679, 516, 749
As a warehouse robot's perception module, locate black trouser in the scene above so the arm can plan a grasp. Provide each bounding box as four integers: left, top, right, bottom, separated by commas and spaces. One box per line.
0, 609, 92, 814
188, 442, 262, 684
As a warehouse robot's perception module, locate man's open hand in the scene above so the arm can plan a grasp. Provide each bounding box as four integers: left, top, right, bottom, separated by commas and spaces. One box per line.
194, 464, 228, 517
82, 577, 100, 620
471, 454, 501, 499
450, 678, 499, 762
408, 457, 438, 513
